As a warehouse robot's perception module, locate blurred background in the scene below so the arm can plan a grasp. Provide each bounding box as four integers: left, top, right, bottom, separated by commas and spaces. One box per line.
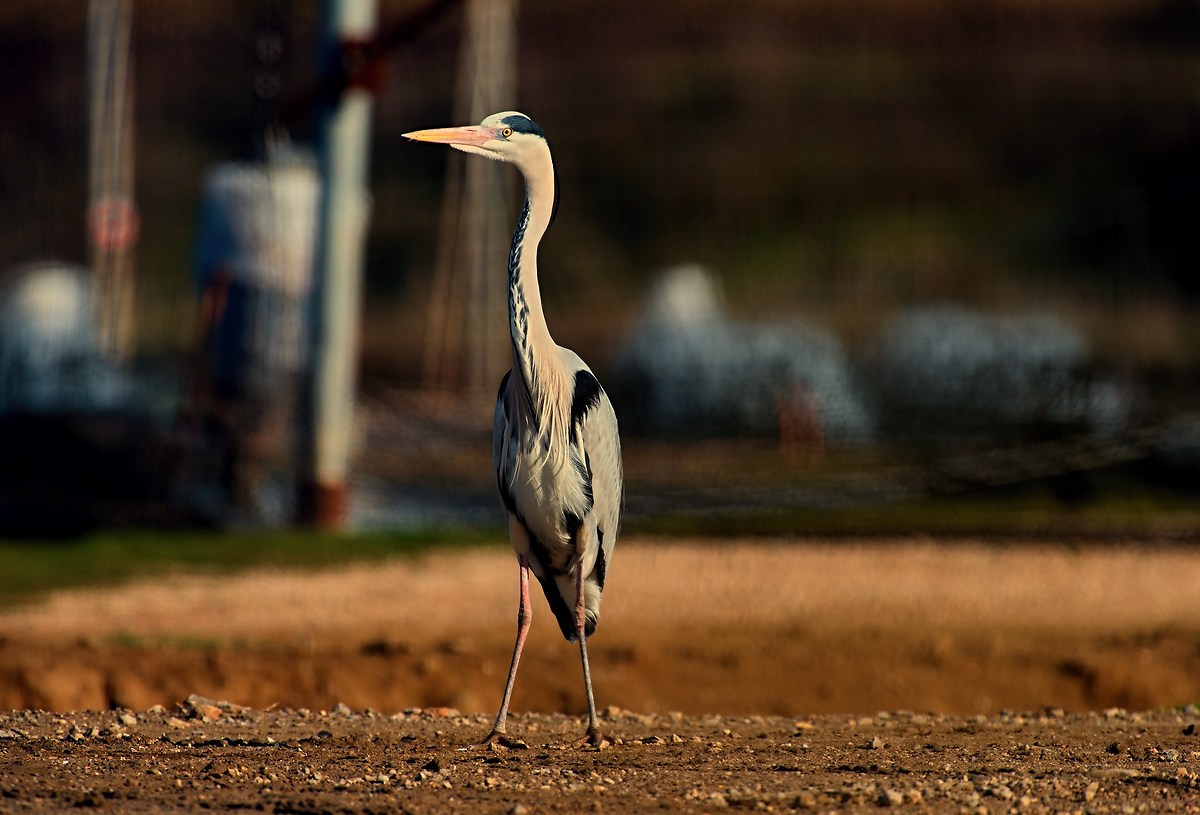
1, 0, 1198, 540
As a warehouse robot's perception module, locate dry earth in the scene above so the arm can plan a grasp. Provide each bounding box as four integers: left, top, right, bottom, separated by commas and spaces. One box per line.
0, 538, 1198, 812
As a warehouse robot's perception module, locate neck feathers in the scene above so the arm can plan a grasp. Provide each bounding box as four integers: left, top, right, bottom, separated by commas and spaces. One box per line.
507, 149, 568, 446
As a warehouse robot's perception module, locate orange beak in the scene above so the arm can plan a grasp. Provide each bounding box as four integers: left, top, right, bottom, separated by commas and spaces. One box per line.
402, 125, 494, 147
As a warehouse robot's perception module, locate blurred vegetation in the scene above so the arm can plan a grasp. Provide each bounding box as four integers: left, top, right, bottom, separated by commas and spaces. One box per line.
2, 487, 1198, 607
0, 0, 1196, 538
0, 527, 497, 608
0, 0, 1196, 376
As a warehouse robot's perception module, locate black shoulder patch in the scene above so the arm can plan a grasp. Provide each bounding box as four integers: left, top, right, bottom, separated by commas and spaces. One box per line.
563, 511, 583, 543
570, 370, 603, 430
594, 530, 607, 592
496, 369, 512, 401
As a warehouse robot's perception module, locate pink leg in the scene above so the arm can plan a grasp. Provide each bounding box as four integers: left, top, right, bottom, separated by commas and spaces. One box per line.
480, 557, 531, 747
575, 562, 605, 747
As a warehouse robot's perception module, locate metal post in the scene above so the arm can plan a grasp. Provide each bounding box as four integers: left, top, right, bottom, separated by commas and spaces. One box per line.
87, 0, 138, 360
300, 0, 377, 528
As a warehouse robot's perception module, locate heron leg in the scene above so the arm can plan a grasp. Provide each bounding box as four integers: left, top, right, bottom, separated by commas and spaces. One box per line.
575, 561, 606, 748
480, 557, 531, 749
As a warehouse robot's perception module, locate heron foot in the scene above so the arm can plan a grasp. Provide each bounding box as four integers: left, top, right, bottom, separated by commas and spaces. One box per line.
477, 730, 528, 750
575, 727, 610, 750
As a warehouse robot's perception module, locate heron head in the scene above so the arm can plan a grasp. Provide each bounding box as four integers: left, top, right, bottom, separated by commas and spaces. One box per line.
403, 111, 547, 166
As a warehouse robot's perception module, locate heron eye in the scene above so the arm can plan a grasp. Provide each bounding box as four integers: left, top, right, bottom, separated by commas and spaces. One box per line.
501, 127, 513, 138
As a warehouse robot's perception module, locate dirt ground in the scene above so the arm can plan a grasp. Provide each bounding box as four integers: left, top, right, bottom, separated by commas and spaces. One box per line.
0, 538, 1198, 812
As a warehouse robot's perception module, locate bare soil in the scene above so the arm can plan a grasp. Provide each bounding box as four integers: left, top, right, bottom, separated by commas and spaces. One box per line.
0, 538, 1198, 812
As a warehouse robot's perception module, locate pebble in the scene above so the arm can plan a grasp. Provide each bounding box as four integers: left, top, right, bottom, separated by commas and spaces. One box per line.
878, 788, 904, 806
197, 705, 222, 722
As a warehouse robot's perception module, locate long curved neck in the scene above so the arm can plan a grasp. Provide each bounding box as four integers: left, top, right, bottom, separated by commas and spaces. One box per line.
508, 148, 559, 409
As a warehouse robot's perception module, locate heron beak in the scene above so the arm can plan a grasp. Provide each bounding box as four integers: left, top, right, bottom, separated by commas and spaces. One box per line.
402, 125, 494, 147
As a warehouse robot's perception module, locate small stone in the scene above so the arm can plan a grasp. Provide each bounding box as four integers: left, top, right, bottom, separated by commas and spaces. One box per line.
1084, 780, 1100, 802
167, 717, 192, 729
1106, 741, 1121, 754
877, 789, 904, 806
792, 791, 817, 809
332, 703, 353, 716
197, 705, 222, 722
1183, 723, 1195, 736
868, 736, 886, 750
509, 804, 529, 815
117, 712, 137, 727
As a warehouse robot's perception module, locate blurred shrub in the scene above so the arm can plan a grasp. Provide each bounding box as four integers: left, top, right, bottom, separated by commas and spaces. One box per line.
0, 262, 128, 415
865, 306, 1131, 444
613, 265, 874, 444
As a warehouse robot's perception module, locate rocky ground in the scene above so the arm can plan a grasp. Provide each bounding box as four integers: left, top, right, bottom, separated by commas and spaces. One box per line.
0, 539, 1198, 812
0, 698, 1197, 813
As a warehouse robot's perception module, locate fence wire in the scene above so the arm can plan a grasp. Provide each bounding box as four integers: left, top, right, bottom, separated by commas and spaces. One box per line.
0, 0, 1197, 536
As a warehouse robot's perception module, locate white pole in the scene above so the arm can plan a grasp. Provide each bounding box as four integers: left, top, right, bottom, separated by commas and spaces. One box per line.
87, 0, 137, 360
301, 0, 377, 528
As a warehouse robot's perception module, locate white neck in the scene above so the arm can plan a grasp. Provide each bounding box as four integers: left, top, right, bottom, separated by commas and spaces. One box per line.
507, 147, 559, 404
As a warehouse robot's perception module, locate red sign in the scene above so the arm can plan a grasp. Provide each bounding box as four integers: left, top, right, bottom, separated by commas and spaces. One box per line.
87, 196, 141, 252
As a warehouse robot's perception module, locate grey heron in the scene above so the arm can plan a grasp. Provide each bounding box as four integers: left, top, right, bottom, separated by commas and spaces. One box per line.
404, 112, 623, 748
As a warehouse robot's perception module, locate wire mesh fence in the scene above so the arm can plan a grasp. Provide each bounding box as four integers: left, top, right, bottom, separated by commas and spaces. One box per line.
0, 0, 1197, 536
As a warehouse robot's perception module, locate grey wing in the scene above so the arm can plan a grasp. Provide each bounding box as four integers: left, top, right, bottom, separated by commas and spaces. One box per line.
493, 370, 515, 513
569, 369, 623, 595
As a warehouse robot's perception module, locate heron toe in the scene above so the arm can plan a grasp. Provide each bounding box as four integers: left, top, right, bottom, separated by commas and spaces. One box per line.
478, 730, 528, 750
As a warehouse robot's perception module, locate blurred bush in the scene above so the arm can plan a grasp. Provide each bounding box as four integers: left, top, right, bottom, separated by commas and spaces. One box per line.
614, 266, 874, 444
865, 306, 1132, 445
0, 262, 128, 415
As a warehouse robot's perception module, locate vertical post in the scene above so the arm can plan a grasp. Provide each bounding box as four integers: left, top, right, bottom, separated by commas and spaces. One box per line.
300, 0, 378, 529
421, 0, 516, 397
87, 0, 138, 360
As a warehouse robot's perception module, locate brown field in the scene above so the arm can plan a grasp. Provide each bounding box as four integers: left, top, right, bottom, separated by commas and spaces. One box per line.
1, 538, 1198, 812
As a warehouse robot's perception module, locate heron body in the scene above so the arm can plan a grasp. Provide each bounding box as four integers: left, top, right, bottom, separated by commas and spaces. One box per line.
404, 112, 623, 747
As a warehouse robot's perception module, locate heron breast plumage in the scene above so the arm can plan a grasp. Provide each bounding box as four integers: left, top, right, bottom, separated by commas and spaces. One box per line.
494, 350, 622, 642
